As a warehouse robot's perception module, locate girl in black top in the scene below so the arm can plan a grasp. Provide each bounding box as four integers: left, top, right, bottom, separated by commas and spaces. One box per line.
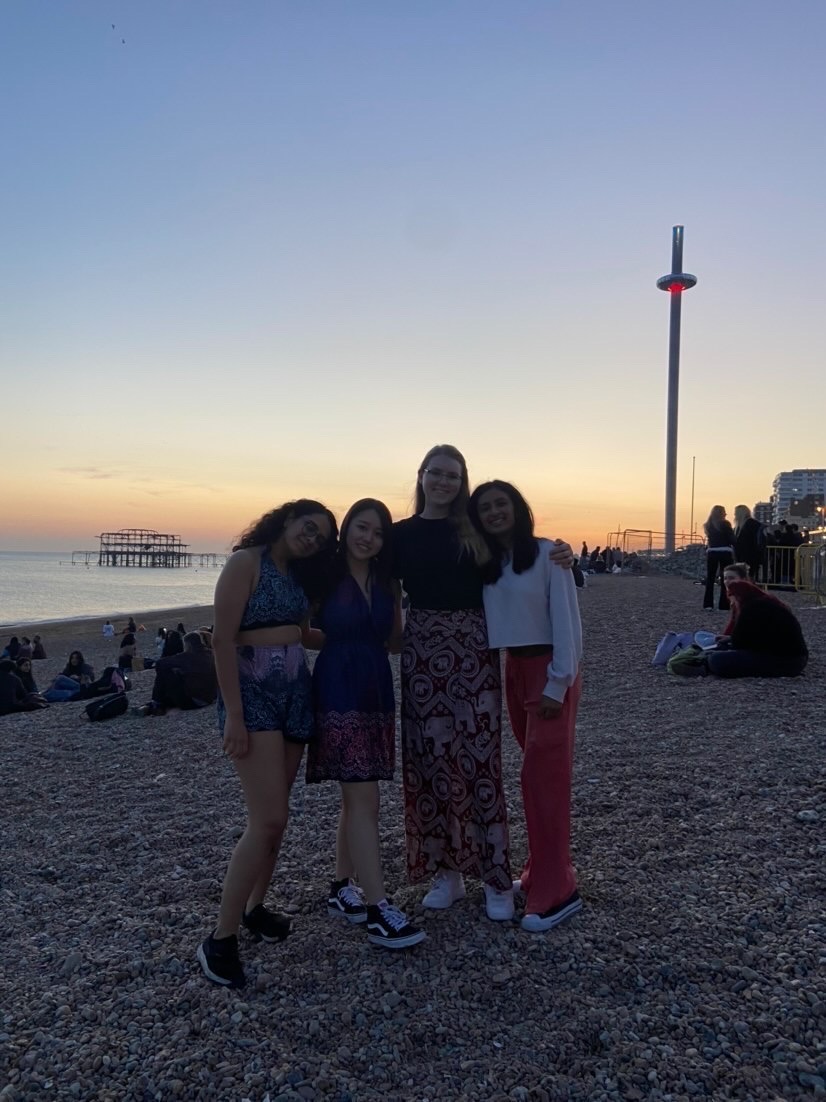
703, 505, 736, 611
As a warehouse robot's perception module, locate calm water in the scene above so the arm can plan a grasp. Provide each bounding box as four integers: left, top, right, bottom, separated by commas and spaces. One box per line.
0, 551, 222, 626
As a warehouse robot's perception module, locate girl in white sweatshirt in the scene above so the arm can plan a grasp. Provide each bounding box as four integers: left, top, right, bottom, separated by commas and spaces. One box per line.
468, 480, 583, 933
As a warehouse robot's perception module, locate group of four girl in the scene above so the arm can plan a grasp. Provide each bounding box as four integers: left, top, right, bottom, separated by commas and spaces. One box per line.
197, 444, 584, 989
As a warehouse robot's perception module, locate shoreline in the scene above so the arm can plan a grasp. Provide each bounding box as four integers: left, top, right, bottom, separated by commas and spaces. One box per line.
0, 603, 214, 636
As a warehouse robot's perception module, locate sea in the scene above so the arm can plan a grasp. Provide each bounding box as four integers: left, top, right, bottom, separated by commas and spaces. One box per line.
0, 551, 222, 626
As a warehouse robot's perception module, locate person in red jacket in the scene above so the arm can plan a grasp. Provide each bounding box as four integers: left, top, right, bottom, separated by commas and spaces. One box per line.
709, 566, 808, 678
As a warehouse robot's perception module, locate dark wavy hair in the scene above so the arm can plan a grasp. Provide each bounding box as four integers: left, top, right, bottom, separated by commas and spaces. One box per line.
233, 499, 339, 602
468, 480, 540, 584
327, 498, 394, 595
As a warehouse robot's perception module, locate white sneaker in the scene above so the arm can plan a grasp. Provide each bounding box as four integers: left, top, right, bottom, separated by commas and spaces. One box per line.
483, 884, 515, 922
422, 870, 466, 910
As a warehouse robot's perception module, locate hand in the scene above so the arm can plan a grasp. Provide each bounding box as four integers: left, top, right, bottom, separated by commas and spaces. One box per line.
549, 539, 574, 569
223, 715, 250, 761
536, 695, 564, 720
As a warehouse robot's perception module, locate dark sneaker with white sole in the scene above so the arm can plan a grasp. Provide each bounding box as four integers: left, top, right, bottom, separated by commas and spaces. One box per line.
520, 890, 583, 933
196, 933, 246, 987
327, 878, 367, 924
242, 903, 291, 943
366, 904, 426, 949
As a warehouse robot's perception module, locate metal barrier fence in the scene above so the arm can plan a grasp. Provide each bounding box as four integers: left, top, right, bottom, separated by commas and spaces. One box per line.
793, 543, 826, 605
594, 530, 706, 579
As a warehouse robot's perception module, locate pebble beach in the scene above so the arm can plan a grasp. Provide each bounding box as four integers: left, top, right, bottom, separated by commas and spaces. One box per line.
1, 576, 823, 1102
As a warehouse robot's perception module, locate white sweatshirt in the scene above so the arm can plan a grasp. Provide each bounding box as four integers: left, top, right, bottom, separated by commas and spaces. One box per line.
483, 538, 583, 703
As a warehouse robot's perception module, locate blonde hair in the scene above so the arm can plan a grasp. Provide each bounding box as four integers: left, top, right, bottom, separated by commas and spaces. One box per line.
414, 444, 490, 566
733, 504, 751, 531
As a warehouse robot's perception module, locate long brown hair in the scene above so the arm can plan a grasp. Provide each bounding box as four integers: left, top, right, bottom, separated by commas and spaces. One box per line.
414, 444, 489, 565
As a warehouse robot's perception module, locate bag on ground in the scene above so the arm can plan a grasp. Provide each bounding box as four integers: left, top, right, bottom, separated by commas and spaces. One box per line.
652, 630, 695, 667
85, 693, 129, 722
666, 644, 709, 677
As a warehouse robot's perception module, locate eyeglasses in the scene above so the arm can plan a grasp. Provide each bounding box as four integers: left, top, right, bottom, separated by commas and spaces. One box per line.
301, 518, 329, 550
423, 467, 462, 485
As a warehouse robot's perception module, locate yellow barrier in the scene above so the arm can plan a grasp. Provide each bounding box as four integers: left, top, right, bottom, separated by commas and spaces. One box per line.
795, 543, 826, 605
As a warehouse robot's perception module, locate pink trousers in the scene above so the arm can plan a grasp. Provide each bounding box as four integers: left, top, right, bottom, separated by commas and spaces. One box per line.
505, 652, 582, 915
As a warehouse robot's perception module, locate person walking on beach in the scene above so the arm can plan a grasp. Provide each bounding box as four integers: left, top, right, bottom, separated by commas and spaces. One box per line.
392, 444, 574, 922
469, 481, 583, 933
306, 499, 425, 950
703, 506, 735, 611
102, 621, 115, 640
197, 499, 337, 989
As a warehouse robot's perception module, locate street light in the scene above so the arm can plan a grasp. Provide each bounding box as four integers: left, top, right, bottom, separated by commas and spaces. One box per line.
657, 226, 697, 553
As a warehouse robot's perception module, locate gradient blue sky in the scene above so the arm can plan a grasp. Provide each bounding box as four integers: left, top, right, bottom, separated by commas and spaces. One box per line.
2, 1, 824, 551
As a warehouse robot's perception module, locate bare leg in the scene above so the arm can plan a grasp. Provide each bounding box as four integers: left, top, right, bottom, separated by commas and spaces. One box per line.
244, 741, 305, 913
214, 731, 291, 939
340, 781, 385, 904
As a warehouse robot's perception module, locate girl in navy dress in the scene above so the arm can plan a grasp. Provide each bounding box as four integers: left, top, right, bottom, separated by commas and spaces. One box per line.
307, 499, 425, 950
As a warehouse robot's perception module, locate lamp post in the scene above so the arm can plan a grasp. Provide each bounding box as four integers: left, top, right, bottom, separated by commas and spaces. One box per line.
657, 226, 697, 553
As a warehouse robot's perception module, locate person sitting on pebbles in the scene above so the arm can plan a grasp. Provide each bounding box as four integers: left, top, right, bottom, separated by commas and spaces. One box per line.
133, 632, 218, 716
708, 563, 808, 679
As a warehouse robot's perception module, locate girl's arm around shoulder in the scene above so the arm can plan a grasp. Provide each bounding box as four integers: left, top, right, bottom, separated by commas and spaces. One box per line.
548, 538, 574, 569
386, 580, 404, 655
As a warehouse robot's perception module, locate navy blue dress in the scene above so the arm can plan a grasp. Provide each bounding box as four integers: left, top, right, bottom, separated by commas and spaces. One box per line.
306, 575, 396, 783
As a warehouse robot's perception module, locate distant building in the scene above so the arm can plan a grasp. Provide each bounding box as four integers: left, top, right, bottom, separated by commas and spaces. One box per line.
772, 469, 826, 524
753, 501, 772, 526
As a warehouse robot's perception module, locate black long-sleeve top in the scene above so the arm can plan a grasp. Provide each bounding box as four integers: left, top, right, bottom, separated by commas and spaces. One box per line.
734, 518, 763, 562
705, 520, 735, 550
392, 516, 483, 610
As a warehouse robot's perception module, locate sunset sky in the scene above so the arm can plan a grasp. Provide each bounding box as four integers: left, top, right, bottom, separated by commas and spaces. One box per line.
2, 1, 824, 552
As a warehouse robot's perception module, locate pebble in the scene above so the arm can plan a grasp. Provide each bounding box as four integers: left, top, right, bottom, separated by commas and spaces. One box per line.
2, 583, 823, 1102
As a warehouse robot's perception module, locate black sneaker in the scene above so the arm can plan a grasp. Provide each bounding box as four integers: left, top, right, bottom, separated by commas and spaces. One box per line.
520, 890, 583, 933
327, 878, 367, 924
366, 904, 426, 949
242, 903, 291, 943
196, 933, 246, 987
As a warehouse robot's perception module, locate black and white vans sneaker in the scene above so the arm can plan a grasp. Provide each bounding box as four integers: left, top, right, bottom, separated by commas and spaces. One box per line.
196, 933, 246, 987
366, 904, 426, 949
242, 903, 291, 943
327, 878, 367, 924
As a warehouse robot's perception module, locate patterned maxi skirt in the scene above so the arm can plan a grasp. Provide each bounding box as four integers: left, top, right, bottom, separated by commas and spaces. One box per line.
400, 608, 511, 891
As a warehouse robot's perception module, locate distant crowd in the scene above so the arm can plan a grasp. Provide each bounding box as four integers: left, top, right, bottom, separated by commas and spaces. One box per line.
0, 618, 217, 719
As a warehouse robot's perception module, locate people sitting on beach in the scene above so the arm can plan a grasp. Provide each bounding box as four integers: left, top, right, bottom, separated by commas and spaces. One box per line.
17, 637, 33, 659
707, 564, 808, 679
0, 660, 43, 715
103, 620, 115, 639
118, 633, 137, 671
133, 632, 217, 716
15, 657, 49, 708
43, 651, 96, 702
176, 621, 186, 636
1, 637, 21, 661
31, 635, 46, 660
161, 629, 184, 659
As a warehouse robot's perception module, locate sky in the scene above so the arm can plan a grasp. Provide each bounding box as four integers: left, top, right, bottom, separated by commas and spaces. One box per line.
1, 1, 825, 552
